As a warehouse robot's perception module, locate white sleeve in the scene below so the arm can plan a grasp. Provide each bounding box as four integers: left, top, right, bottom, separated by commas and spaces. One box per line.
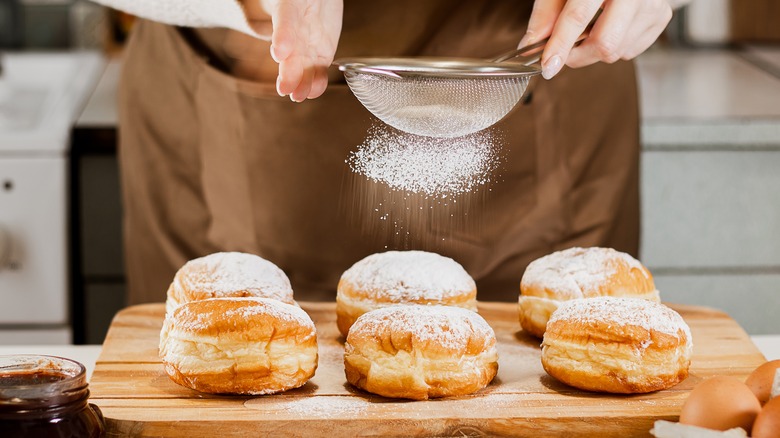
90, 0, 267, 40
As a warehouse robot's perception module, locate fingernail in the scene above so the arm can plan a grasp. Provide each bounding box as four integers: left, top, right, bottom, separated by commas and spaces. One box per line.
270, 45, 280, 63
542, 55, 562, 80
518, 31, 534, 49
276, 76, 285, 97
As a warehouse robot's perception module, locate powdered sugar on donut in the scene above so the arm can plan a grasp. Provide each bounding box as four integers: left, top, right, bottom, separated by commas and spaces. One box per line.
521, 247, 650, 299
349, 305, 494, 352
549, 296, 691, 340
177, 252, 293, 302
173, 297, 314, 332
341, 251, 475, 301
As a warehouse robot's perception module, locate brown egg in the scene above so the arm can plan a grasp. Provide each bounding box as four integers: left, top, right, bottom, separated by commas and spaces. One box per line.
752, 396, 780, 438
680, 376, 762, 434
746, 360, 780, 405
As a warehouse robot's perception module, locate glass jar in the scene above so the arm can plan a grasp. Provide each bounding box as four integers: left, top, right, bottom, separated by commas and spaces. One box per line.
0, 355, 105, 437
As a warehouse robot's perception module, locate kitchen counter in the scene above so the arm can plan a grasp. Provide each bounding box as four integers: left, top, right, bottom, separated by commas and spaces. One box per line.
636, 47, 780, 147
1, 334, 779, 383
753, 335, 780, 361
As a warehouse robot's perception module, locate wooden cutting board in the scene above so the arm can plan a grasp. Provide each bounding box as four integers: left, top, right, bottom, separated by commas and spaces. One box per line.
89, 302, 766, 437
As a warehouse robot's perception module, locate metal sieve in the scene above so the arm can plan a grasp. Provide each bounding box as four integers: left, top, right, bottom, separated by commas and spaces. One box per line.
335, 40, 547, 138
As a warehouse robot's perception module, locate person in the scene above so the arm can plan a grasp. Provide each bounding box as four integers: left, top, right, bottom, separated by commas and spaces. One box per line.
92, 0, 687, 304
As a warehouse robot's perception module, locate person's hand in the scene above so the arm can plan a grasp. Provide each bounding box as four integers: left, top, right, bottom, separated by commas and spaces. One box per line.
519, 0, 673, 80
248, 0, 343, 101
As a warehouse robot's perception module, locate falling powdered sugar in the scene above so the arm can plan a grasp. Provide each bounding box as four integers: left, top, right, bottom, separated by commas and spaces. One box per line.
347, 125, 501, 197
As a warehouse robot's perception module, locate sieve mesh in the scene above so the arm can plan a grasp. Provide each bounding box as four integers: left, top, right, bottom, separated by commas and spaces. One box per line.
344, 71, 530, 138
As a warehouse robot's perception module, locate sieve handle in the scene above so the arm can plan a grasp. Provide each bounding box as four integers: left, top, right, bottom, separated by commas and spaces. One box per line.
491, 31, 589, 65
491, 37, 548, 65
494, 8, 600, 66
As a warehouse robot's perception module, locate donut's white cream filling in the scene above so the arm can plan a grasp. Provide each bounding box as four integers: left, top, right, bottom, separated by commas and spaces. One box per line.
160, 331, 317, 394
518, 296, 560, 333
345, 345, 498, 397
541, 335, 691, 388
344, 293, 476, 313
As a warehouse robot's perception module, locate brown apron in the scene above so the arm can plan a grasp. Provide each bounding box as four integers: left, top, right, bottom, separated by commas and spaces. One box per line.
118, 0, 640, 304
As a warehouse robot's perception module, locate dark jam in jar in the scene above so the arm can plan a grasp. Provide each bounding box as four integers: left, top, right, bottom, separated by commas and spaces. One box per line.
0, 371, 68, 386
0, 355, 105, 437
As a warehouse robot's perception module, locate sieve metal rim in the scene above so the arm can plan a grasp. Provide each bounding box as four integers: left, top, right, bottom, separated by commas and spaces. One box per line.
334, 57, 541, 79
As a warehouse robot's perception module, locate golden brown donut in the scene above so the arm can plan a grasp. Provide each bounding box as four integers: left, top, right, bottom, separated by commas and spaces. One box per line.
541, 296, 692, 394
159, 297, 318, 395
165, 252, 295, 314
336, 250, 477, 337
518, 247, 659, 338
344, 304, 498, 400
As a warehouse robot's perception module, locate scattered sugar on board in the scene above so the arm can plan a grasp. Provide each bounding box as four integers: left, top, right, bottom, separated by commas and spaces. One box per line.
342, 251, 474, 301
279, 397, 370, 418
522, 247, 650, 299
179, 252, 293, 302
347, 125, 501, 197
549, 296, 691, 340
350, 305, 494, 352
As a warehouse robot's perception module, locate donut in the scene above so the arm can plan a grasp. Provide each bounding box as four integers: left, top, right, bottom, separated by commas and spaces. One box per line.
518, 247, 659, 338
159, 297, 318, 395
165, 252, 295, 314
541, 296, 692, 394
344, 305, 498, 400
336, 251, 477, 337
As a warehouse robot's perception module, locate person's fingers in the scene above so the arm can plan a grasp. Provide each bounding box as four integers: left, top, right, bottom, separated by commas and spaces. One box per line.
290, 62, 315, 102
263, 0, 343, 100
268, 0, 303, 62
618, 2, 672, 59
277, 56, 304, 97
308, 66, 329, 99
617, 17, 668, 60
541, 0, 603, 79
518, 0, 566, 48
565, 0, 638, 68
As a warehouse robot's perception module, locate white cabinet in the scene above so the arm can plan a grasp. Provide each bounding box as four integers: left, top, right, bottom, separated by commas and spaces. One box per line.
0, 157, 67, 324
0, 52, 104, 344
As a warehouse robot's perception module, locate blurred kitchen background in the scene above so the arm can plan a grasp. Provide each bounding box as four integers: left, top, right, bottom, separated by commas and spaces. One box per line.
0, 0, 778, 345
